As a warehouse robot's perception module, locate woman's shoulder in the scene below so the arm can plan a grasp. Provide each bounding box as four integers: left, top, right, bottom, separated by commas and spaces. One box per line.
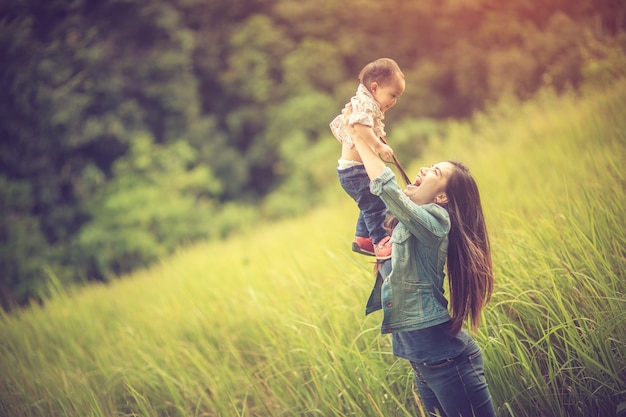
423, 203, 450, 220
422, 203, 451, 232
402, 203, 450, 241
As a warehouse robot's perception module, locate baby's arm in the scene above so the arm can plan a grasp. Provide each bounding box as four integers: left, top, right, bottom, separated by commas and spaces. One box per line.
353, 124, 393, 161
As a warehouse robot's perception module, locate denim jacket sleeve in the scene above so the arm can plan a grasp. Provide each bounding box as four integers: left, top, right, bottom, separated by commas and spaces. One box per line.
369, 167, 450, 246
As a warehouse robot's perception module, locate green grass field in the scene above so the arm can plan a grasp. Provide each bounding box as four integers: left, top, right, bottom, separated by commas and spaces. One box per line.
1, 79, 625, 416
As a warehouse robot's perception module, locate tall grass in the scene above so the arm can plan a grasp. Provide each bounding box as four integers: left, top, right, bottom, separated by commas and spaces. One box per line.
1, 79, 625, 416
431, 84, 626, 416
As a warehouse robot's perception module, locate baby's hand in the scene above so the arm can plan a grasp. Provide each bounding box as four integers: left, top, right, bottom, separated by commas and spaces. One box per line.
375, 143, 394, 161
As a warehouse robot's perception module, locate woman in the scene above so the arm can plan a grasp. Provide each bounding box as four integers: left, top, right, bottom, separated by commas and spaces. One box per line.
345, 106, 497, 417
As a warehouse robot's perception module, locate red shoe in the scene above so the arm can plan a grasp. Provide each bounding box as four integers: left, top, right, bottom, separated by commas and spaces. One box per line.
374, 236, 392, 260
352, 236, 375, 256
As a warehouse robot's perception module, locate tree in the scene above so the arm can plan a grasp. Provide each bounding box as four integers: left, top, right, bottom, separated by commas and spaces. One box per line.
0, 175, 51, 309
76, 133, 222, 279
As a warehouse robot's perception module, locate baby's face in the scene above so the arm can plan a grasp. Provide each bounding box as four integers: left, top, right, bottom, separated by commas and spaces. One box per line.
371, 73, 405, 113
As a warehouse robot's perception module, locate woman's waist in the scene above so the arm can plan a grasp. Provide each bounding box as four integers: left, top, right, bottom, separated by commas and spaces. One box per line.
392, 325, 476, 364
380, 273, 450, 334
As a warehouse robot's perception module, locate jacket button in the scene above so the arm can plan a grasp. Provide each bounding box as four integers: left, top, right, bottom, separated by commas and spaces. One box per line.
386, 301, 392, 307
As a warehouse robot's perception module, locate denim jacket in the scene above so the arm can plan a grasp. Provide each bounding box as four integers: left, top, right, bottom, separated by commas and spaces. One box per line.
365, 167, 451, 334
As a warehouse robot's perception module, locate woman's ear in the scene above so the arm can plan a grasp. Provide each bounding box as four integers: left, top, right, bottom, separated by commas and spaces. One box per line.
435, 193, 448, 205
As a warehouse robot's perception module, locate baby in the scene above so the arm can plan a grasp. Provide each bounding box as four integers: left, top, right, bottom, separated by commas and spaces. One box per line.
330, 58, 405, 260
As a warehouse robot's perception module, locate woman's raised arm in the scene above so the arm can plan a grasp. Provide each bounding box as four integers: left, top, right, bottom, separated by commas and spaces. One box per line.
343, 105, 387, 180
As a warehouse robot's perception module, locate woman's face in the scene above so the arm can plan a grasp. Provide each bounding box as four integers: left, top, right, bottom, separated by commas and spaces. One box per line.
404, 162, 454, 205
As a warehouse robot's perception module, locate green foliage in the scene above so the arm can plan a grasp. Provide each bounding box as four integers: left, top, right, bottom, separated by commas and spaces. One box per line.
1, 0, 626, 305
259, 92, 341, 218
76, 133, 222, 278
282, 38, 347, 95
387, 118, 445, 165
0, 176, 50, 308
580, 32, 626, 90
262, 132, 337, 219
221, 14, 293, 103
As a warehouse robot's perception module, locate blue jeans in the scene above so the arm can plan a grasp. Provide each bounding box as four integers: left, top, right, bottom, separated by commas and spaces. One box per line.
410, 342, 496, 417
338, 165, 387, 244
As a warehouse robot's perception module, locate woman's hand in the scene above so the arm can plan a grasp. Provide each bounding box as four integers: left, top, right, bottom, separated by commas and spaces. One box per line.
341, 104, 387, 180
342, 104, 393, 160
341, 104, 358, 136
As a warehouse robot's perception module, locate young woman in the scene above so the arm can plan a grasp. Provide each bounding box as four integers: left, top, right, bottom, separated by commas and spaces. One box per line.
345, 106, 497, 416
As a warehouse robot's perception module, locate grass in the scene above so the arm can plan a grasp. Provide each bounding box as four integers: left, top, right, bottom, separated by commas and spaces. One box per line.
1, 78, 625, 416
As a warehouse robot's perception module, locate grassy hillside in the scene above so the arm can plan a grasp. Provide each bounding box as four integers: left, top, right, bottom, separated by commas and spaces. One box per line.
1, 79, 625, 417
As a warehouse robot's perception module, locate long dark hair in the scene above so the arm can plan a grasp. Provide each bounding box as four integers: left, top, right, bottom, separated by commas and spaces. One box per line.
442, 161, 493, 334
382, 161, 494, 334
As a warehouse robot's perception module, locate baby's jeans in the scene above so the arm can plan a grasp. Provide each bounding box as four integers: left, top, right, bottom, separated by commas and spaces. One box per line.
338, 164, 387, 244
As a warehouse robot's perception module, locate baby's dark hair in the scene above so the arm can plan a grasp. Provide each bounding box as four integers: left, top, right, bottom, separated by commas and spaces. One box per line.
359, 58, 404, 89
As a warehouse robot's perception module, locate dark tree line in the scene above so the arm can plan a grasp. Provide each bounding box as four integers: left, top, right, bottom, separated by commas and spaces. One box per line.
1, 0, 624, 309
